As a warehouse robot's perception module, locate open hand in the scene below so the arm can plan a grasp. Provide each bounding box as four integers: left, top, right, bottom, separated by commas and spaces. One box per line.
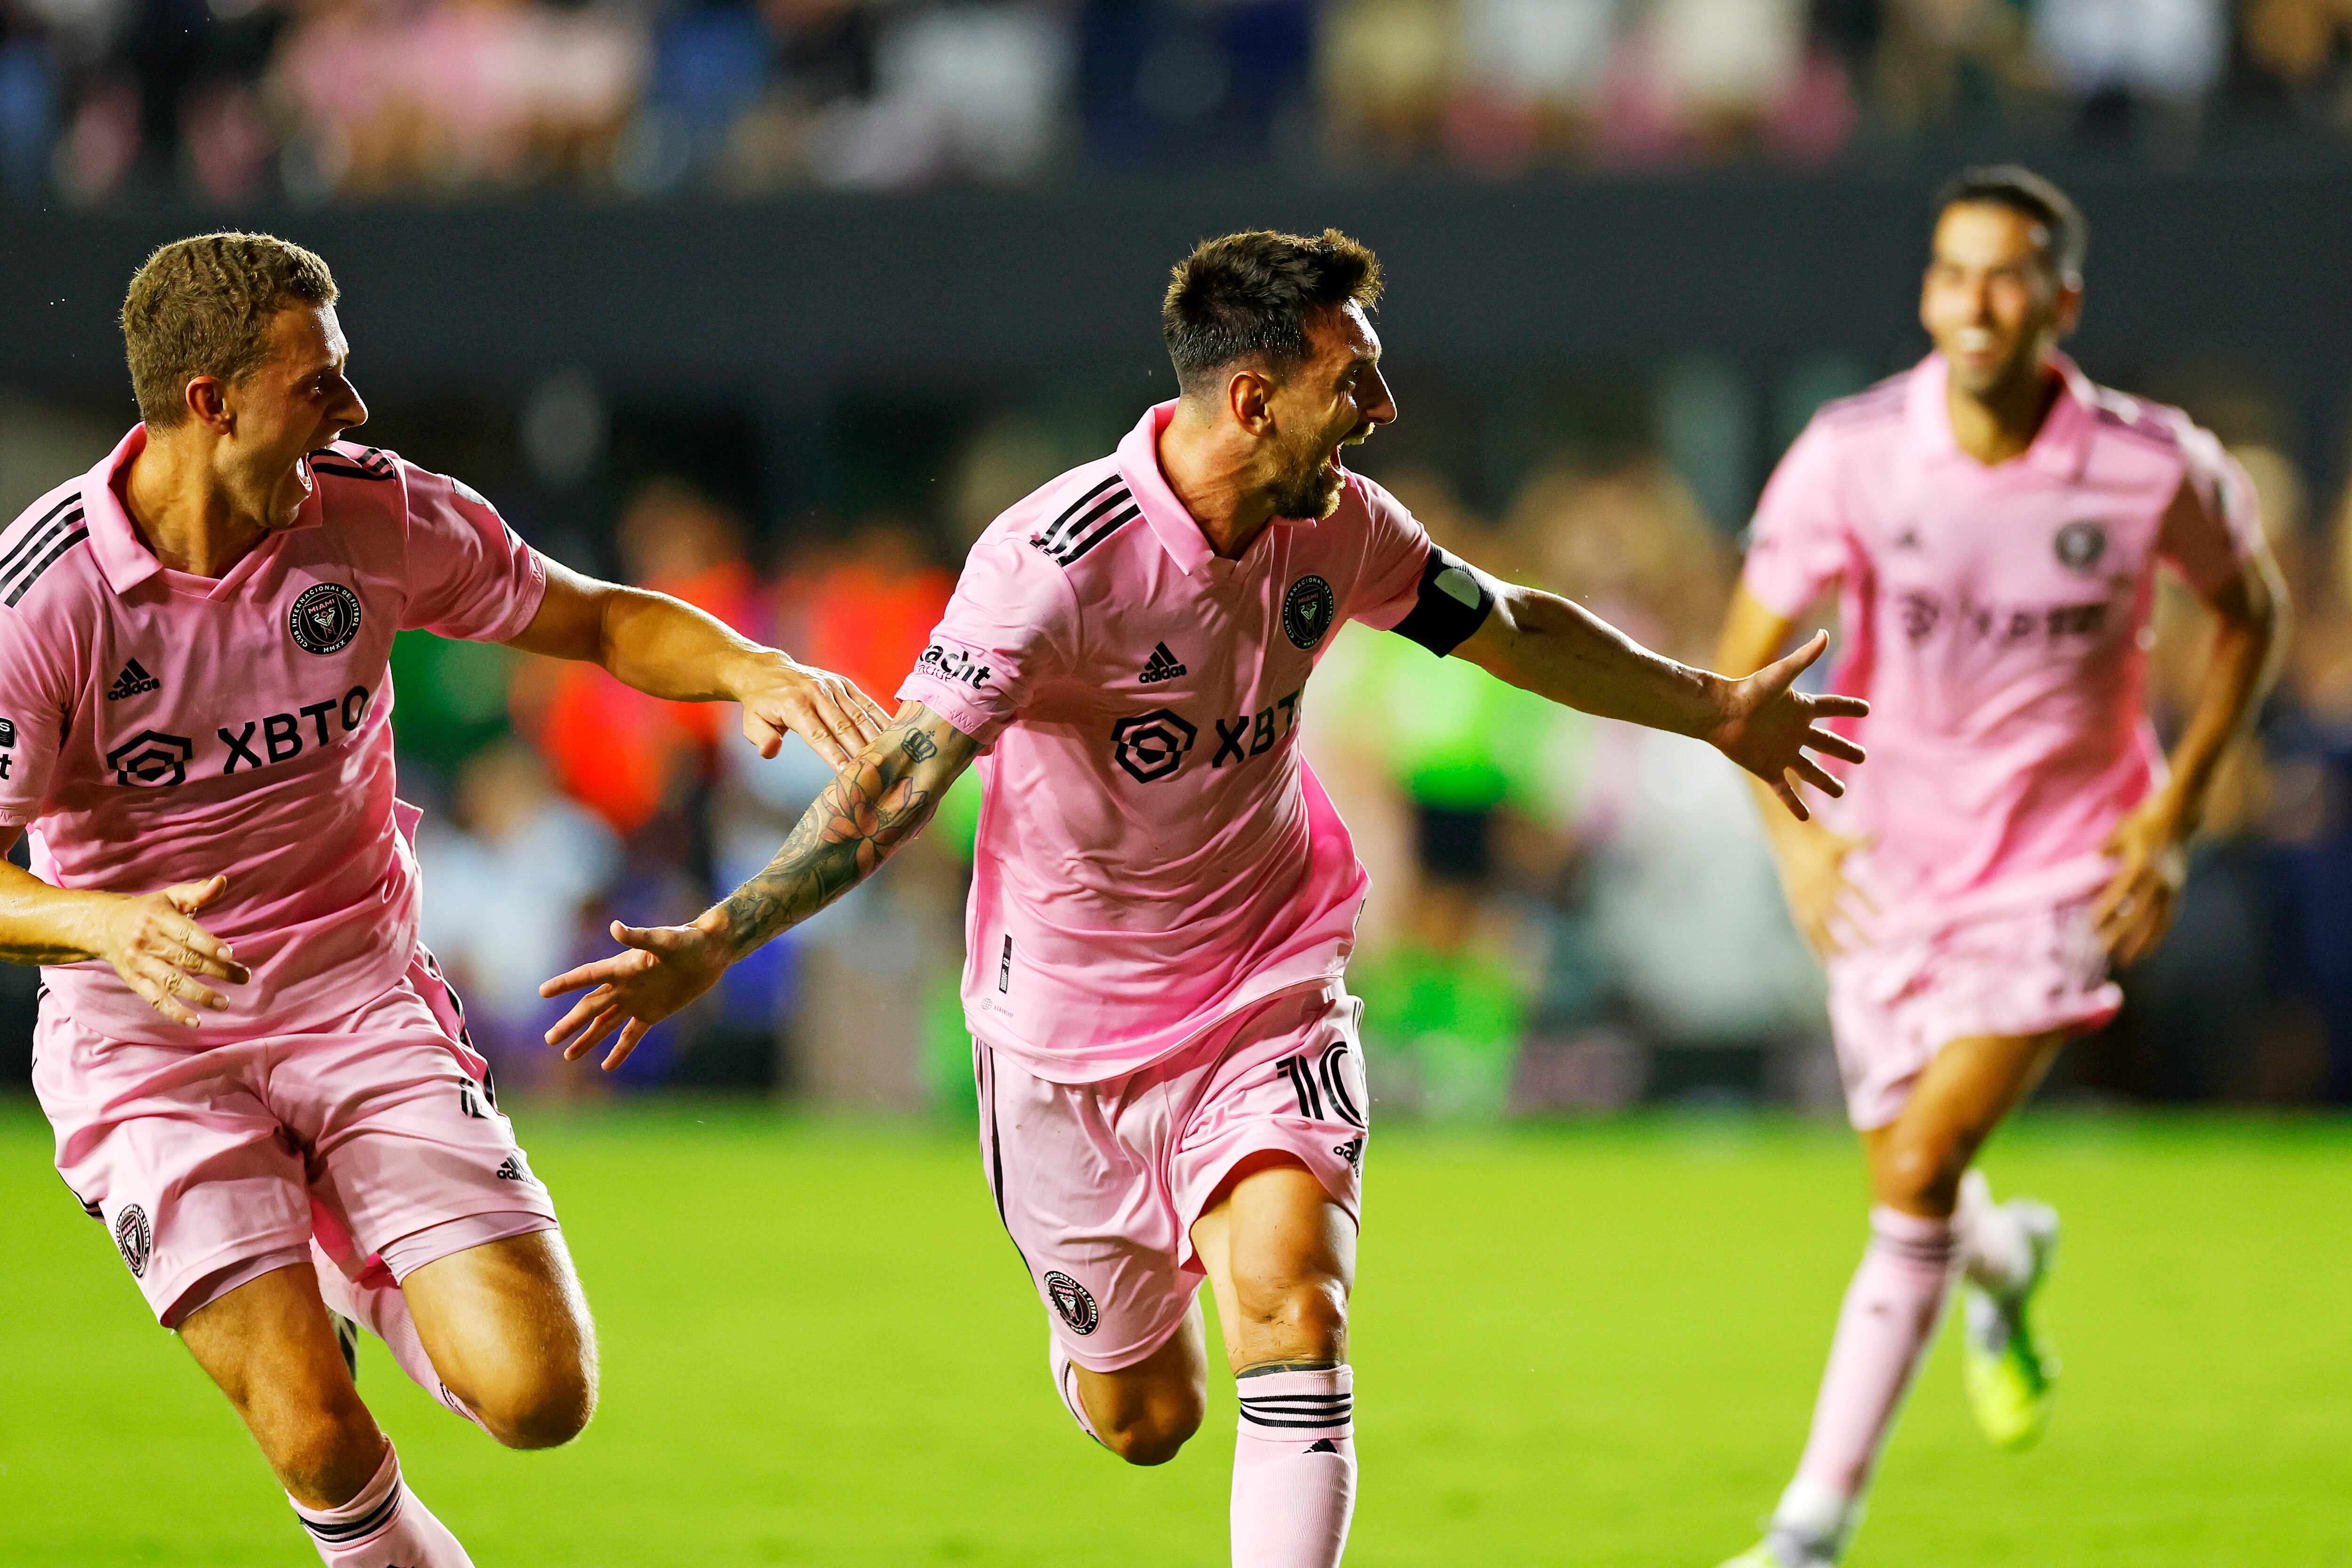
737, 652, 891, 772
2093, 796, 2189, 967
1705, 631, 1869, 821
540, 918, 731, 1071
97, 874, 250, 1027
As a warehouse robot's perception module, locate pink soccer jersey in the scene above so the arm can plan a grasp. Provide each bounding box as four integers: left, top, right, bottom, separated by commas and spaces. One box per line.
1743, 352, 2261, 924
899, 401, 1436, 1084
0, 425, 548, 1045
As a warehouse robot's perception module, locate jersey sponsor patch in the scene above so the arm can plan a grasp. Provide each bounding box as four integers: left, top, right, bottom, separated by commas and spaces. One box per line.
105, 659, 161, 701
915, 642, 993, 690
288, 583, 364, 655
105, 730, 195, 787
112, 1204, 152, 1278
1281, 575, 1336, 649
0, 718, 14, 747
1043, 1270, 1099, 1335
1110, 708, 1196, 783
1137, 641, 1186, 683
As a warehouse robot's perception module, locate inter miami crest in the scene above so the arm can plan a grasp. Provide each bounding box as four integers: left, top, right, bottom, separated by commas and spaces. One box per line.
289, 582, 364, 655
1111, 709, 1197, 784
113, 1204, 151, 1278
1043, 1271, 1099, 1335
1282, 575, 1336, 650
2053, 521, 2107, 575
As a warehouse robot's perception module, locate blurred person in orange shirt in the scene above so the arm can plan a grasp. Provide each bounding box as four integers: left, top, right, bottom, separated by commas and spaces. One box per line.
520, 476, 761, 836
791, 515, 956, 702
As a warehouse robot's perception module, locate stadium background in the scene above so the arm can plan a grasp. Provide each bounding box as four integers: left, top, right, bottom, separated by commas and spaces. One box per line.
3, 0, 2351, 1563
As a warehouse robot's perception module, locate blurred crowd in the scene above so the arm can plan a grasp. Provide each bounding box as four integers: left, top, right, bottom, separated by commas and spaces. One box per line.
5, 0, 2352, 205
239, 363, 2344, 1119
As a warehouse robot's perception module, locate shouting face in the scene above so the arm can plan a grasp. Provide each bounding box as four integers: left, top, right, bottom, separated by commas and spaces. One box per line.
212, 302, 370, 531
1260, 301, 1397, 521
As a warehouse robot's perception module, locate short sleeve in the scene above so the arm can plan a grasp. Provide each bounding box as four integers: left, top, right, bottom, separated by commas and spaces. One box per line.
0, 605, 73, 827
1741, 418, 1851, 618
2155, 425, 2263, 597
397, 463, 550, 641
1343, 476, 1436, 631
896, 532, 1076, 748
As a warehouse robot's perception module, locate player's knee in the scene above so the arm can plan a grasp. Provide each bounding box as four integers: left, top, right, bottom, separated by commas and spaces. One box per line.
262, 1399, 383, 1505
1099, 1388, 1204, 1466
1233, 1274, 1349, 1362
1875, 1135, 1966, 1215
473, 1358, 597, 1450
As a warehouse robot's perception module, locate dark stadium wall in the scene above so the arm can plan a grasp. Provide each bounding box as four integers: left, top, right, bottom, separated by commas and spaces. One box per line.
8, 165, 2352, 497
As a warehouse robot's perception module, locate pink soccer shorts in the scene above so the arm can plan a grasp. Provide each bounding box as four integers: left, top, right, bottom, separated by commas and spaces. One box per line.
33, 947, 559, 1327
1825, 897, 2121, 1131
976, 982, 1370, 1372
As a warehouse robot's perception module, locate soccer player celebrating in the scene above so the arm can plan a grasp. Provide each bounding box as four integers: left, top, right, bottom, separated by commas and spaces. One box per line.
0, 233, 887, 1568
1710, 168, 2284, 1568
542, 228, 1864, 1567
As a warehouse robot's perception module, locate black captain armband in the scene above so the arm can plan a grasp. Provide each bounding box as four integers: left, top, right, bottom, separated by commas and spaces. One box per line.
1388, 546, 1495, 656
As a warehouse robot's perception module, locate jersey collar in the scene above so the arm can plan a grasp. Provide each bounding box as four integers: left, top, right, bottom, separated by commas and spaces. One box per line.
1118, 400, 1320, 577
1906, 351, 2096, 481
85, 423, 327, 597
1119, 401, 1215, 574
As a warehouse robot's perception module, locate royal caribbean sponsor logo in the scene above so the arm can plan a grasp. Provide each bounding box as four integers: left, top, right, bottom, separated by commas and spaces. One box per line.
106, 730, 195, 787
1043, 1271, 1099, 1335
288, 582, 364, 655
916, 642, 993, 690
1111, 708, 1196, 783
1282, 574, 1336, 650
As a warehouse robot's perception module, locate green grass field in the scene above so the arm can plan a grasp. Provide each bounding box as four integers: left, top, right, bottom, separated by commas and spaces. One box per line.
4, 1101, 2348, 1567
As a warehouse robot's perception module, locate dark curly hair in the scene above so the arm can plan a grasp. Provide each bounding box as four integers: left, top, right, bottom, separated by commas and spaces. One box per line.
1162, 228, 1383, 398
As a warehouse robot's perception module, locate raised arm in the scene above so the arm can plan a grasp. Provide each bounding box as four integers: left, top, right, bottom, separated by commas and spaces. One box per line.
506, 559, 892, 770
1449, 572, 1867, 820
539, 701, 979, 1069
0, 828, 249, 1026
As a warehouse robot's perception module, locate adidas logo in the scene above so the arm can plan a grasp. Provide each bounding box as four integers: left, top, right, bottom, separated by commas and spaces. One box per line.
106, 659, 160, 701
1305, 1439, 1339, 1454
1138, 642, 1186, 684
493, 1155, 529, 1182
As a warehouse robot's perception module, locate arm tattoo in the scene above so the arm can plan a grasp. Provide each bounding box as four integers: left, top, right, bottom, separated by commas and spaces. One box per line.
719, 709, 966, 955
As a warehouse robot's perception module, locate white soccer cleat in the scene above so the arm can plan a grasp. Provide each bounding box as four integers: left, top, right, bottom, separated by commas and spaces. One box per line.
1715, 1537, 1837, 1568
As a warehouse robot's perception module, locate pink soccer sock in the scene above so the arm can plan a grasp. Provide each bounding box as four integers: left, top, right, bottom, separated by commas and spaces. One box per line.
311, 1243, 487, 1433
289, 1441, 475, 1568
1231, 1365, 1356, 1568
1788, 1208, 1957, 1509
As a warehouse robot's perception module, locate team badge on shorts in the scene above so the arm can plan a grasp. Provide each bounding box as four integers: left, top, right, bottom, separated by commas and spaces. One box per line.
1043, 1271, 1099, 1335
2053, 521, 2107, 574
1111, 709, 1197, 784
1282, 575, 1336, 649
113, 1204, 152, 1278
289, 583, 364, 655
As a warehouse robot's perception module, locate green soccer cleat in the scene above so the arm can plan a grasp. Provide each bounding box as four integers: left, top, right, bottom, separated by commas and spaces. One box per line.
1715, 1537, 1835, 1568
1962, 1198, 2061, 1451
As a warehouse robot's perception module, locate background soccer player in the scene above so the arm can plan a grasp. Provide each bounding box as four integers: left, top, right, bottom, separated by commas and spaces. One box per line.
541, 227, 1865, 1568
0, 232, 887, 1568
1708, 168, 2285, 1568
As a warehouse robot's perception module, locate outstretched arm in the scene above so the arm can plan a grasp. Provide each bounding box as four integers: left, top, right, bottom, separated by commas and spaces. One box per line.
507, 559, 892, 770
539, 702, 980, 1069
1450, 575, 1867, 820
